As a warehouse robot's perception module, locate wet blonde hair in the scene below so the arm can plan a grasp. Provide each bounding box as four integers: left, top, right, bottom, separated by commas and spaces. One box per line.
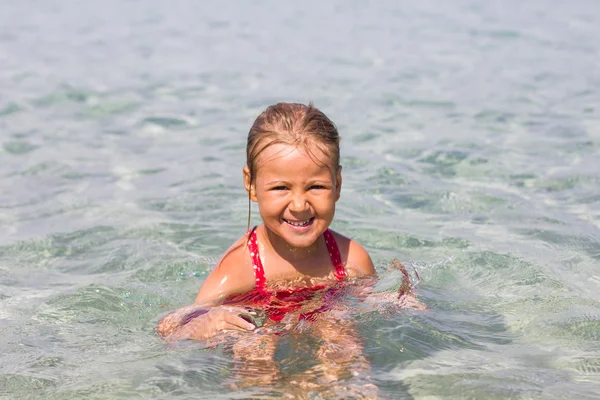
245, 102, 341, 229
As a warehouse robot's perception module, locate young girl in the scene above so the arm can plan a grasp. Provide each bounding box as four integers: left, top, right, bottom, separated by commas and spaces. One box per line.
157, 102, 378, 341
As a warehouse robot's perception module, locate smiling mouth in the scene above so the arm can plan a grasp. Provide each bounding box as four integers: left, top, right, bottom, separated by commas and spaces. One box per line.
283, 217, 315, 227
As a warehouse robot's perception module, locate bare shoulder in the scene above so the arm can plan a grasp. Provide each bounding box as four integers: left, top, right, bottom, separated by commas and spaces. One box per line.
329, 230, 377, 277
194, 233, 256, 306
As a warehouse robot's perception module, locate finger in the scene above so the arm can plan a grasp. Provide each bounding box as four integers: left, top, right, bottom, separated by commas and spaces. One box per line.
221, 306, 260, 327
222, 312, 256, 331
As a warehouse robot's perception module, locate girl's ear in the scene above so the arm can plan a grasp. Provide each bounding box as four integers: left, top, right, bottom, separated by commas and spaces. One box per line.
243, 166, 258, 202
334, 165, 342, 201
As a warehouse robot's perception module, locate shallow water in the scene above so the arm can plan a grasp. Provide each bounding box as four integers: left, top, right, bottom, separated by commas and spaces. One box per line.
1, 0, 600, 398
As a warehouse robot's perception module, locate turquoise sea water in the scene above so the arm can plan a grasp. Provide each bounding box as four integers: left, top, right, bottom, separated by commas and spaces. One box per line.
1, 1, 600, 398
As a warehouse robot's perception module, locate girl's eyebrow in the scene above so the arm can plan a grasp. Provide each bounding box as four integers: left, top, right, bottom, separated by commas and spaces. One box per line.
265, 180, 291, 186
264, 179, 332, 186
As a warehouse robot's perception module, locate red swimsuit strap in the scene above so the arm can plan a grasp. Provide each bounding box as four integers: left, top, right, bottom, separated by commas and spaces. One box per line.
246, 227, 346, 293
323, 229, 347, 280
247, 227, 268, 295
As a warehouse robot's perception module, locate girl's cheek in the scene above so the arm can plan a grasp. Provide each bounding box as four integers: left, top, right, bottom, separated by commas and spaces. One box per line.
263, 192, 283, 201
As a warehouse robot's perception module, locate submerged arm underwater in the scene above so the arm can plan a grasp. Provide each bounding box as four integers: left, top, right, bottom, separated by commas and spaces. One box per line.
156, 304, 258, 341
157, 258, 426, 343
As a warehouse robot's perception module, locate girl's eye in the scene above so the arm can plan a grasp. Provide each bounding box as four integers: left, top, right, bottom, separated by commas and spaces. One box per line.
310, 185, 326, 190
272, 186, 288, 191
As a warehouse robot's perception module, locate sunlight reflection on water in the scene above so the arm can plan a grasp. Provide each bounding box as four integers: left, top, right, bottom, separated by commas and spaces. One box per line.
1, 0, 600, 398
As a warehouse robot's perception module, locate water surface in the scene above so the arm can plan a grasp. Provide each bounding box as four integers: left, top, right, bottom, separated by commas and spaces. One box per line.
1, 1, 600, 398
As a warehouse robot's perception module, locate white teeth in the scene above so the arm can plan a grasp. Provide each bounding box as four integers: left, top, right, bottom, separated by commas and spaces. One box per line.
285, 218, 312, 227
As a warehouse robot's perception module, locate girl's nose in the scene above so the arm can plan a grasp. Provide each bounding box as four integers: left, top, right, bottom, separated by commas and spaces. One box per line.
289, 193, 309, 212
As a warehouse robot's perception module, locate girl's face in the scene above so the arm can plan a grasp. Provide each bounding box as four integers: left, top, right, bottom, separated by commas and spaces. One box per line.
244, 142, 342, 250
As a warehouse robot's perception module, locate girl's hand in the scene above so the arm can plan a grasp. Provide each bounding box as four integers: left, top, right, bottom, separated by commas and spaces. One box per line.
167, 306, 257, 342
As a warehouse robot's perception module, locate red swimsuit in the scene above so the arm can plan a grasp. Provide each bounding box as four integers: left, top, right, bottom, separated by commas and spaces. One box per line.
244, 226, 347, 322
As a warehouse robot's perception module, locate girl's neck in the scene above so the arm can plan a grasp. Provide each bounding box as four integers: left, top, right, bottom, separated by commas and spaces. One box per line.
261, 225, 321, 263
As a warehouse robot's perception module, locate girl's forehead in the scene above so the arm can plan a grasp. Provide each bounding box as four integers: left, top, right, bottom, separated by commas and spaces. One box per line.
257, 142, 333, 166
255, 143, 335, 181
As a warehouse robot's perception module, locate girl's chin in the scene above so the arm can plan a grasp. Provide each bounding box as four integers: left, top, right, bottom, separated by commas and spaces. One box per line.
282, 237, 317, 249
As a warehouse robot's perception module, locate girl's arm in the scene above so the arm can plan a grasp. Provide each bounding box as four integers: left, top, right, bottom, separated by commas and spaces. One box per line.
332, 233, 427, 309
157, 305, 258, 341
347, 238, 376, 276
193, 237, 256, 304
331, 231, 377, 278
157, 237, 257, 340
